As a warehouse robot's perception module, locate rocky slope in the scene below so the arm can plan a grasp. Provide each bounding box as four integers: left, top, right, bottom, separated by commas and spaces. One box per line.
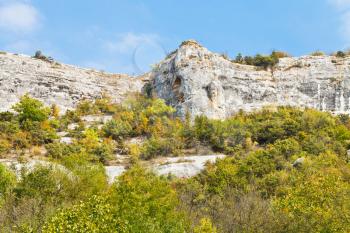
2, 41, 350, 118
151, 40, 350, 118
0, 52, 149, 112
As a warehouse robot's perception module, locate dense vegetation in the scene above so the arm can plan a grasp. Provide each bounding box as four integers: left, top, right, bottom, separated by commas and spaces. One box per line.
233, 51, 289, 69
0, 94, 350, 232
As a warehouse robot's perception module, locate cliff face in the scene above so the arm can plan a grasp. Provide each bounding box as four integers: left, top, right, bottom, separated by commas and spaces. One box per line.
2, 41, 350, 118
151, 40, 350, 119
0, 53, 148, 112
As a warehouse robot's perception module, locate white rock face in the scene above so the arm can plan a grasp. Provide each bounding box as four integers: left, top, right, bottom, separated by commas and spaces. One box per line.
154, 154, 225, 178
81, 115, 113, 123
1, 155, 225, 182
151, 40, 350, 118
0, 53, 149, 113
105, 165, 126, 183
2, 41, 350, 119
0, 159, 71, 178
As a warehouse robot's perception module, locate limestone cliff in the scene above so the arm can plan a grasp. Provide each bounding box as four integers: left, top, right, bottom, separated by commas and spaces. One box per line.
151, 40, 350, 118
0, 52, 148, 112
1, 41, 350, 119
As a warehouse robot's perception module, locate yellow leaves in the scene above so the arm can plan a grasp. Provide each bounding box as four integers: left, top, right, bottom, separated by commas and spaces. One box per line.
194, 218, 217, 233
142, 98, 175, 117
0, 138, 11, 155
81, 128, 99, 149
51, 104, 60, 118
115, 110, 135, 122
128, 143, 141, 164
40, 120, 52, 130
31, 145, 43, 156
136, 114, 149, 134
272, 154, 350, 232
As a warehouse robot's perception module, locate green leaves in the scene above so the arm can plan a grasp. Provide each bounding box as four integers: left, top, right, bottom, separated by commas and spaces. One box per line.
0, 164, 15, 202
43, 166, 189, 233
13, 94, 50, 124
42, 196, 127, 233
273, 152, 350, 232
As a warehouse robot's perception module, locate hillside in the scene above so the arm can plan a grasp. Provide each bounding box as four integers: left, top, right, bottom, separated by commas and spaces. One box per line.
2, 40, 350, 119
0, 52, 148, 112
152, 40, 350, 118
1, 42, 350, 232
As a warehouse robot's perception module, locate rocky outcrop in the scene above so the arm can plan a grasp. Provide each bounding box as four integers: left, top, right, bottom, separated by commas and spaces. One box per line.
0, 52, 149, 112
151, 40, 350, 119
2, 40, 350, 119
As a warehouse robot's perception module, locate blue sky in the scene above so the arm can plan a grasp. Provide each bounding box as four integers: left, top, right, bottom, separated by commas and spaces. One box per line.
0, 0, 349, 74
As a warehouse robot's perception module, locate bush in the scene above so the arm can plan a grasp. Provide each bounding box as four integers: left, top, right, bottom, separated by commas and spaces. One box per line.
335, 50, 346, 58
1, 165, 75, 232
194, 218, 217, 233
0, 164, 15, 201
61, 153, 108, 199
102, 119, 133, 140
233, 51, 284, 69
310, 50, 325, 56
45, 142, 81, 159
141, 136, 181, 159
109, 165, 190, 232
0, 139, 11, 156
76, 100, 97, 115
44, 166, 190, 233
251, 54, 278, 69
273, 153, 350, 232
271, 50, 290, 59
42, 196, 126, 233
92, 139, 115, 164
22, 121, 57, 145
33, 50, 54, 63
0, 111, 15, 122
13, 94, 50, 124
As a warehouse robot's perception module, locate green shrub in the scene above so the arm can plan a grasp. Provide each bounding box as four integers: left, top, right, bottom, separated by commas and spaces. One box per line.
43, 166, 189, 233
194, 218, 217, 233
335, 50, 346, 58
92, 140, 115, 164
109, 165, 190, 232
234, 51, 283, 69
0, 164, 15, 201
273, 153, 350, 233
102, 119, 133, 140
0, 111, 15, 121
0, 139, 11, 156
310, 50, 325, 56
76, 100, 97, 115
13, 94, 50, 124
141, 136, 181, 159
42, 196, 127, 233
45, 142, 81, 159
33, 50, 54, 63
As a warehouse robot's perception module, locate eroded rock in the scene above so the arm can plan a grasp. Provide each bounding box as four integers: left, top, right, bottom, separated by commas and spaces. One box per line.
0, 53, 149, 113
151, 40, 350, 119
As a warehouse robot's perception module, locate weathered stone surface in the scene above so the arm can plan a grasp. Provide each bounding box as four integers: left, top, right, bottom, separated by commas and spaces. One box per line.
151, 40, 350, 118
0, 52, 149, 113
105, 165, 126, 183
1, 154, 225, 181
2, 41, 350, 119
154, 154, 226, 178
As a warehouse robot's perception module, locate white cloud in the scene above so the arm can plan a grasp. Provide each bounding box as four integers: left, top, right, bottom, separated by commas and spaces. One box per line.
330, 0, 350, 9
340, 11, 350, 41
104, 32, 161, 53
0, 1, 40, 33
329, 0, 350, 46
86, 32, 167, 74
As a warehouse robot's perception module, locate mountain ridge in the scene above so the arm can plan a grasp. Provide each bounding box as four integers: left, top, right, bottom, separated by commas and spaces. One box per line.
1, 40, 350, 118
